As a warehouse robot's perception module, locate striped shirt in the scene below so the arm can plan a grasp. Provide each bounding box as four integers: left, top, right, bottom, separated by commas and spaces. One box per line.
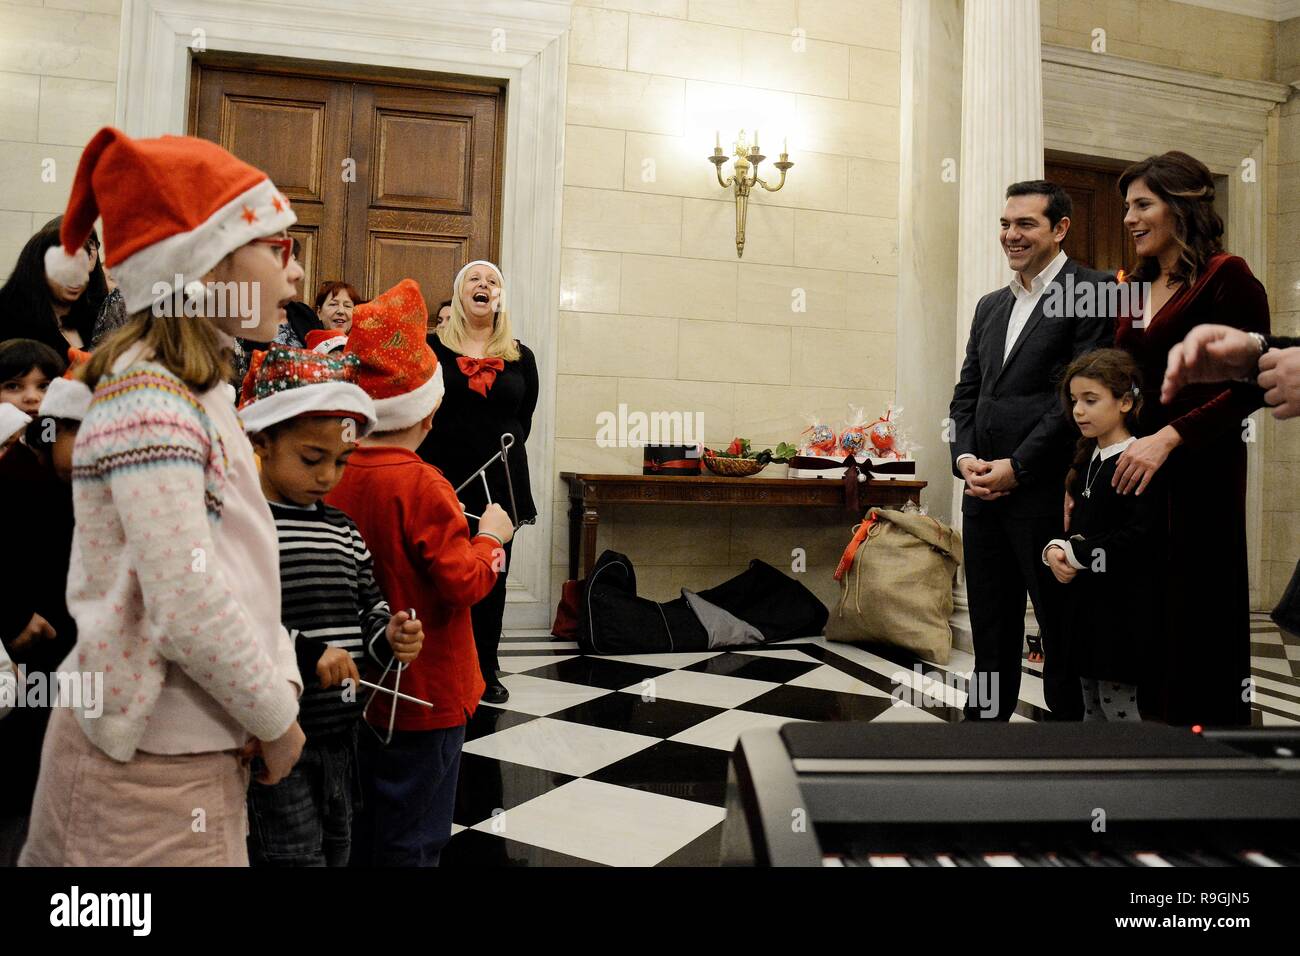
269, 500, 392, 739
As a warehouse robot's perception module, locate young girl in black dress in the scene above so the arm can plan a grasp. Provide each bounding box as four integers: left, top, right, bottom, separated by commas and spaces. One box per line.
1043, 349, 1167, 722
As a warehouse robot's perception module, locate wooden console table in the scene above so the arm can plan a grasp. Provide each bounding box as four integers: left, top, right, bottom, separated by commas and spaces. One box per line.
561, 472, 926, 580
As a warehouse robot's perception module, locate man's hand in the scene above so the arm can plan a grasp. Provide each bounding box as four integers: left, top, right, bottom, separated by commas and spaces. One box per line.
966, 458, 1017, 499
1259, 346, 1300, 421
10, 613, 57, 655
1113, 427, 1179, 496
1045, 546, 1078, 585
315, 646, 359, 690
386, 610, 424, 664
1161, 324, 1260, 404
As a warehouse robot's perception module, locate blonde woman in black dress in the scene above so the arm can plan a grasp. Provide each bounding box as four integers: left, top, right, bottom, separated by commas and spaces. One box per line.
418, 261, 538, 704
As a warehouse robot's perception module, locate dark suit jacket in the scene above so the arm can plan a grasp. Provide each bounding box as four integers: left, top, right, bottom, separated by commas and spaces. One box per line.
949, 258, 1115, 518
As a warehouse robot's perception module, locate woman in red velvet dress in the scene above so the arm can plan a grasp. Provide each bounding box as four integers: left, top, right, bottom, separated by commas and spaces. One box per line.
1107, 151, 1270, 727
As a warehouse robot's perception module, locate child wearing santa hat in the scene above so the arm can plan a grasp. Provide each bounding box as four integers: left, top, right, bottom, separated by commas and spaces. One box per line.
236, 344, 424, 866
19, 127, 308, 867
0, 349, 90, 865
325, 278, 513, 867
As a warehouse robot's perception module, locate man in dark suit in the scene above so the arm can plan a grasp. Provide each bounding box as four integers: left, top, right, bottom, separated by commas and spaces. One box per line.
949, 180, 1114, 721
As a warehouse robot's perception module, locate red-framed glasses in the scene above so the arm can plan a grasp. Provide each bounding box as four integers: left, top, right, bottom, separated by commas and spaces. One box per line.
252, 236, 294, 268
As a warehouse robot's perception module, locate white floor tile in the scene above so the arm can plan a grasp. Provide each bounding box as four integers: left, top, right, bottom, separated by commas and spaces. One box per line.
599, 651, 721, 668
497, 655, 576, 673
1261, 710, 1300, 726
869, 701, 946, 722
670, 709, 807, 751
498, 641, 579, 651
786, 664, 893, 698
1255, 692, 1300, 717
462, 716, 657, 776
1253, 658, 1294, 677
486, 673, 611, 716
735, 648, 819, 662
623, 668, 777, 708
473, 778, 724, 867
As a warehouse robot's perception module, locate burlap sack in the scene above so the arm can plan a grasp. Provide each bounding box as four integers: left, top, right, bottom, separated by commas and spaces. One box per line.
825, 507, 963, 664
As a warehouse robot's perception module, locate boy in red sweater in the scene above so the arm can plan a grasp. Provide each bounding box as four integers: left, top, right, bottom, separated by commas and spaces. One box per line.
326, 279, 514, 867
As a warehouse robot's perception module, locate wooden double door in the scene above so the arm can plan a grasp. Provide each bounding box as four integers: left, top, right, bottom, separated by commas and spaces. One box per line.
189, 54, 505, 312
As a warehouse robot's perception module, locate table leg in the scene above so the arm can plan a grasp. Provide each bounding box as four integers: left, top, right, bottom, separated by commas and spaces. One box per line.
582, 504, 600, 581
567, 493, 581, 581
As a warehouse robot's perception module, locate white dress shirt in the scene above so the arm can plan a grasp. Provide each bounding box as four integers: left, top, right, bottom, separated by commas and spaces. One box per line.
1005, 249, 1068, 362
955, 250, 1069, 470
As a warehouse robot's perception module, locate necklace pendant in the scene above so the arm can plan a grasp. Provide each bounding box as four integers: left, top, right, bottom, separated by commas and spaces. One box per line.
1083, 487, 1091, 498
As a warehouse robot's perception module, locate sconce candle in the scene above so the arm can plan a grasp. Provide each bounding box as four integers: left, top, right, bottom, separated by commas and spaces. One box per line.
707, 129, 794, 258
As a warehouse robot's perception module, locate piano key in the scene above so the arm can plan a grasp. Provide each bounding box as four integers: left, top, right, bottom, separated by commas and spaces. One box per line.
934, 854, 959, 868
1133, 851, 1175, 867
983, 853, 1025, 867
1241, 851, 1283, 867
867, 854, 912, 867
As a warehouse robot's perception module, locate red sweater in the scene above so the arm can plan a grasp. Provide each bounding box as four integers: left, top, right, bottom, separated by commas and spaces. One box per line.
326, 445, 496, 730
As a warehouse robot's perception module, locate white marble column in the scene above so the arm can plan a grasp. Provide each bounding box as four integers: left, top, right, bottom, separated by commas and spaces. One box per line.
949, 0, 1044, 647
896, 0, 962, 531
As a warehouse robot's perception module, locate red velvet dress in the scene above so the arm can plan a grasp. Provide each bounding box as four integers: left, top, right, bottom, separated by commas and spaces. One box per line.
1115, 253, 1270, 726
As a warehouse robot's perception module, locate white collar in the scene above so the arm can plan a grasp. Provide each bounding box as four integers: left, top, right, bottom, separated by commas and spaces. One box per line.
1009, 249, 1068, 298
1091, 435, 1137, 462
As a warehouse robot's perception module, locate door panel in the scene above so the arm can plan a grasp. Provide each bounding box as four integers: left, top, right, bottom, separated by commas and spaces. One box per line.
1045, 153, 1134, 275
190, 56, 503, 312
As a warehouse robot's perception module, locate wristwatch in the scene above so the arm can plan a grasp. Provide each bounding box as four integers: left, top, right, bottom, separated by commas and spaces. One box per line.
1010, 457, 1026, 483
1240, 331, 1269, 382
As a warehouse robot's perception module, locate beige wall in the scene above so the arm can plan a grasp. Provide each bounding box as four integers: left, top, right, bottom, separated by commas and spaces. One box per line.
0, 0, 122, 274
554, 0, 903, 605
1043, 0, 1276, 82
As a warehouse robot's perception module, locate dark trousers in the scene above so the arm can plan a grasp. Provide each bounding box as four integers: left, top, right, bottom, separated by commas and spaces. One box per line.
470, 538, 512, 684
351, 723, 465, 867
962, 507, 1081, 721
247, 728, 357, 867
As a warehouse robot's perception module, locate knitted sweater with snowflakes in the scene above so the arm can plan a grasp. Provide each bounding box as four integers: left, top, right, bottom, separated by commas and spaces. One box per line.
63, 346, 301, 762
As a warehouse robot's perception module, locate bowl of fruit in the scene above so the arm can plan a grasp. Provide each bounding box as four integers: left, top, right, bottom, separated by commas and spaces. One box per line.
702, 439, 798, 477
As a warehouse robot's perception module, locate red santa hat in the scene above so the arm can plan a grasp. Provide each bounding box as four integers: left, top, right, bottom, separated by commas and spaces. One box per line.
44, 127, 296, 316
237, 345, 377, 436
305, 329, 348, 355
346, 279, 443, 432
37, 347, 94, 422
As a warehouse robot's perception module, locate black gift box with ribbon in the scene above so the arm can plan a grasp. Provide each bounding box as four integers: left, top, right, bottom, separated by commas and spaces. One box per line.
642, 444, 701, 476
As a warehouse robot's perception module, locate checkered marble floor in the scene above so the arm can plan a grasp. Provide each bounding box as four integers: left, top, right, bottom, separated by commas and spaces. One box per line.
442, 615, 1299, 868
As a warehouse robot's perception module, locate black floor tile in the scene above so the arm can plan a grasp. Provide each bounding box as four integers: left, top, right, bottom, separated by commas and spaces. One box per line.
585, 740, 730, 806
549, 693, 724, 739
657, 822, 724, 866
739, 683, 896, 722
683, 651, 820, 683
464, 706, 539, 742
441, 828, 604, 867
522, 656, 671, 690
453, 754, 575, 828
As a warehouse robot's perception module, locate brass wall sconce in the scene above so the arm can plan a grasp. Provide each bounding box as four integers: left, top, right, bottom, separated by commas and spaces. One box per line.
708, 129, 793, 258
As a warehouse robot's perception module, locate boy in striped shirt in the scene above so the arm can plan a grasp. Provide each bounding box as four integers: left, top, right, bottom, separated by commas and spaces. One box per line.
238, 345, 424, 866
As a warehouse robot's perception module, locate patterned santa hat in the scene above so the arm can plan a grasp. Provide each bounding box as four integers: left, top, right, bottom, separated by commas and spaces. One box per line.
346, 279, 443, 432
238, 345, 377, 436
44, 127, 296, 315
305, 329, 348, 355
37, 347, 94, 422
0, 405, 31, 448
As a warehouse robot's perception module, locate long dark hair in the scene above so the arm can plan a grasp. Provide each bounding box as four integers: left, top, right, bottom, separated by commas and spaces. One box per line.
1059, 348, 1144, 491
1118, 151, 1224, 288
0, 215, 108, 351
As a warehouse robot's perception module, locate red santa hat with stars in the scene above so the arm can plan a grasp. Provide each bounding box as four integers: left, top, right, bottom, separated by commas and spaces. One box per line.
44, 126, 296, 316
346, 278, 443, 432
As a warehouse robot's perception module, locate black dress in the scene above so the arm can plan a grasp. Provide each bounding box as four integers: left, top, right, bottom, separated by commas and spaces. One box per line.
417, 337, 538, 685
1058, 450, 1167, 688
417, 337, 538, 527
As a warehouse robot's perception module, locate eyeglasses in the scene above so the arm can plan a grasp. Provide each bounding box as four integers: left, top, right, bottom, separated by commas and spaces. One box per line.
252, 236, 294, 268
